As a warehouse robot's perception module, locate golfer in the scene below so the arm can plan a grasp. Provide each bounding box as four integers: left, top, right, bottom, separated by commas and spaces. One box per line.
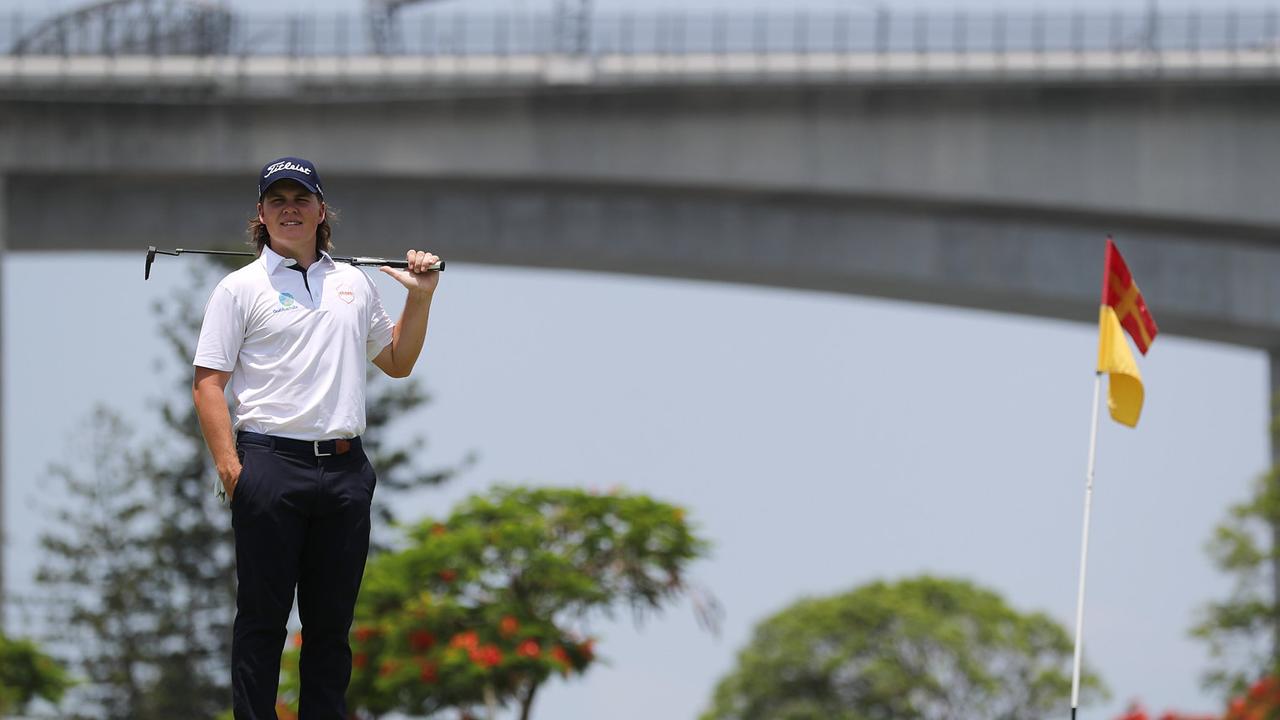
192, 156, 440, 718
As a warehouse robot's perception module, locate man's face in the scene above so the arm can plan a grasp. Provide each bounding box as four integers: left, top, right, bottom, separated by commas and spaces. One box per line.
258, 180, 325, 252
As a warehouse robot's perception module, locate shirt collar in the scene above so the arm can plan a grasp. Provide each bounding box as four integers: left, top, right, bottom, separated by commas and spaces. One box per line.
261, 245, 335, 274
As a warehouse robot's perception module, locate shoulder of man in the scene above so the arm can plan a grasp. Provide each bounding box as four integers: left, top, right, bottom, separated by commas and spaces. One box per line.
198, 260, 266, 313
329, 261, 380, 290
216, 257, 268, 291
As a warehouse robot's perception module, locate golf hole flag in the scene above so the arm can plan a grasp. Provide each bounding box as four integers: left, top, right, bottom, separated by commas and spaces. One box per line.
1097, 237, 1158, 427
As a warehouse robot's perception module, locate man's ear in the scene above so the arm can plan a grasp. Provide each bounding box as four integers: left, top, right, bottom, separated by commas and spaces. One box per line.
319, 201, 326, 223
257, 202, 265, 225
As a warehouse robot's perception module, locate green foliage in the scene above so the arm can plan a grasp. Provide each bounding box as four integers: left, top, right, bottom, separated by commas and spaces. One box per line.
701, 576, 1105, 720
1193, 417, 1280, 696
279, 485, 710, 720
0, 633, 71, 713
37, 402, 229, 719
37, 258, 461, 719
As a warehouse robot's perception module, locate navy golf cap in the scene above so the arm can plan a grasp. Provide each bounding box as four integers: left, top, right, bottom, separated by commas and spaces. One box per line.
258, 156, 324, 199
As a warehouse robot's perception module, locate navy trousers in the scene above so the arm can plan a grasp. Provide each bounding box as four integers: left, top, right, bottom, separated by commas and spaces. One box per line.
230, 431, 376, 720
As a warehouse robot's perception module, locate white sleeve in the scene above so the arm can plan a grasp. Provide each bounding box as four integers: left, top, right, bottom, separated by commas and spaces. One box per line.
366, 278, 395, 361
193, 284, 245, 372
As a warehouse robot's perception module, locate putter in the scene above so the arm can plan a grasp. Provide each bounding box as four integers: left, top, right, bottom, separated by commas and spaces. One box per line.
145, 246, 445, 280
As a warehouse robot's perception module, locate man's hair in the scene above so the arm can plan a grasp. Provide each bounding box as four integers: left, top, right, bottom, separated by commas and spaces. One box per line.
246, 203, 338, 256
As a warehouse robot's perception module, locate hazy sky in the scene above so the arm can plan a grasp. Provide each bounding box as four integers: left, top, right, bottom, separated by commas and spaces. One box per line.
4, 253, 1268, 720
3, 0, 1278, 719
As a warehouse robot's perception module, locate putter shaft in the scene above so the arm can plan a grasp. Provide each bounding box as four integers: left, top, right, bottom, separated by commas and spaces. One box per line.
145, 246, 444, 279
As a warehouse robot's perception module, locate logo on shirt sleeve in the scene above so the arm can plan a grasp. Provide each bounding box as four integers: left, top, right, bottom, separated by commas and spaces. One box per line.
337, 284, 355, 304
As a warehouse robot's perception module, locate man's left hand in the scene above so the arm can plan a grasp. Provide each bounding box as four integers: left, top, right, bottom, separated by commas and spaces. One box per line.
380, 249, 441, 296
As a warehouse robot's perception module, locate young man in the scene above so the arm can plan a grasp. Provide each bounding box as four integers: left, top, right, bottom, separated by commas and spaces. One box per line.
192, 157, 440, 718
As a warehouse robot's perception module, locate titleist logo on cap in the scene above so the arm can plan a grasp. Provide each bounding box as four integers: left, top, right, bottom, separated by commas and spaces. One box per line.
257, 156, 324, 199
264, 161, 313, 178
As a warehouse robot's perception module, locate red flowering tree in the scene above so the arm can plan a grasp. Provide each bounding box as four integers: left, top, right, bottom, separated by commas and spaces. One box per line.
1113, 703, 1219, 720
1114, 674, 1280, 720
1223, 675, 1280, 720
279, 485, 710, 719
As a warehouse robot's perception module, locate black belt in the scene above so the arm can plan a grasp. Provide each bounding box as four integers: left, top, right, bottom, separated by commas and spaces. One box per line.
238, 432, 360, 457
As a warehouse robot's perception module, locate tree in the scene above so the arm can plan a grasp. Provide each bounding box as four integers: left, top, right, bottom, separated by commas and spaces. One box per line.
1111, 673, 1280, 720
1113, 703, 1218, 720
1193, 405, 1280, 696
278, 485, 712, 719
0, 633, 71, 714
36, 407, 211, 719
701, 576, 1105, 720
1221, 675, 1280, 720
36, 260, 461, 719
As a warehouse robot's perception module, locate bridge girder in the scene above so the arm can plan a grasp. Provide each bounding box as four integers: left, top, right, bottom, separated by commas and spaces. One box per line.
4, 172, 1278, 349
10, 0, 231, 56
11, 0, 232, 56
364, 0, 595, 55
365, 0, 447, 55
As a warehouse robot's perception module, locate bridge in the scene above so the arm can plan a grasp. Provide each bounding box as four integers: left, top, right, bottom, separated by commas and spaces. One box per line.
2, 1, 1280, 609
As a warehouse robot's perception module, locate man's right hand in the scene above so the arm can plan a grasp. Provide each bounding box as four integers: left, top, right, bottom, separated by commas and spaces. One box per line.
194, 366, 239, 503
217, 460, 243, 501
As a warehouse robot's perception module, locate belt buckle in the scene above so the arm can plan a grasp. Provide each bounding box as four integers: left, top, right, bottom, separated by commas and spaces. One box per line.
313, 440, 332, 457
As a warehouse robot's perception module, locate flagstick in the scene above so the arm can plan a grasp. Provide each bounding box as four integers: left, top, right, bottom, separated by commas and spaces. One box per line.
1070, 372, 1104, 719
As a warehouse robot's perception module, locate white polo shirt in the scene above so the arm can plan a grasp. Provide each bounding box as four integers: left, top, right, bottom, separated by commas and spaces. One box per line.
193, 246, 396, 440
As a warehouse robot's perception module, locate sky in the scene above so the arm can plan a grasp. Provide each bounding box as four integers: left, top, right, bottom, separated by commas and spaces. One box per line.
3, 0, 1278, 719
4, 255, 1269, 720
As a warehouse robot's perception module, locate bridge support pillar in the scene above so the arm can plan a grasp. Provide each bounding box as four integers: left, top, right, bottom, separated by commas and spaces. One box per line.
0, 174, 7, 633
1271, 349, 1280, 667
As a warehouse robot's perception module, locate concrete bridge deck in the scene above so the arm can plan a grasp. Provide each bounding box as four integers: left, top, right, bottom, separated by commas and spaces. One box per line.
2, 48, 1280, 96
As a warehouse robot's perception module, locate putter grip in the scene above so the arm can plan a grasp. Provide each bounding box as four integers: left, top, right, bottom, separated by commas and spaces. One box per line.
351, 257, 445, 272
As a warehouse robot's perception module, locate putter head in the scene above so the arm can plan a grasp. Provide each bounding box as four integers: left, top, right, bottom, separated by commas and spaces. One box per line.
145, 246, 157, 280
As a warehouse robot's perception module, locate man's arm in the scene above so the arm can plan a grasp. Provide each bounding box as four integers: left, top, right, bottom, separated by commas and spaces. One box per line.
372, 249, 441, 379
193, 366, 240, 498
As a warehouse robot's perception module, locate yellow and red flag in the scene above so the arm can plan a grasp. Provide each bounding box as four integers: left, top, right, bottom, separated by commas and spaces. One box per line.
1102, 237, 1159, 354
1097, 237, 1158, 427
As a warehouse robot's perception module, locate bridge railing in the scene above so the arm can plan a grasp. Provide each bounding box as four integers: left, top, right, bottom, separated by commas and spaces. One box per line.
2, 8, 1279, 59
